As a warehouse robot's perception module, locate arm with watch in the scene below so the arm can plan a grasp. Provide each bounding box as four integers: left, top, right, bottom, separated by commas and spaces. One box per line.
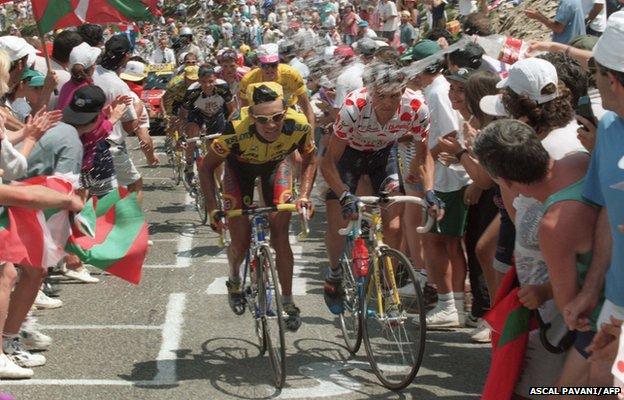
437, 134, 494, 189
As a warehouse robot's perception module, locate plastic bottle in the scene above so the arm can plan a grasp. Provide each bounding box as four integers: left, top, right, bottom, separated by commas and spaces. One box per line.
352, 237, 369, 278
472, 34, 529, 65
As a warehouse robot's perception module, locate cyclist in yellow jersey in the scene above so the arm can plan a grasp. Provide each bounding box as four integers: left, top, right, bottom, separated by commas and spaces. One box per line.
238, 44, 315, 132
200, 82, 317, 332
161, 65, 199, 145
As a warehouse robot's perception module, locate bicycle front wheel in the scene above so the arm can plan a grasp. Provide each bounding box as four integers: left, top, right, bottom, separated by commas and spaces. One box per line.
195, 186, 208, 224
338, 239, 362, 354
256, 245, 286, 388
172, 151, 183, 186
362, 247, 426, 390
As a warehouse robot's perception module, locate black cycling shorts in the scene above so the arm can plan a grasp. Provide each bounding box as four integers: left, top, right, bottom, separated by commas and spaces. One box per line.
325, 144, 400, 201
187, 110, 226, 134
221, 157, 293, 211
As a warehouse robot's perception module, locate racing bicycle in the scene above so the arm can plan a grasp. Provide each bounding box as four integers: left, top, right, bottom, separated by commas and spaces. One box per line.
216, 203, 309, 388
185, 133, 222, 225
337, 193, 433, 390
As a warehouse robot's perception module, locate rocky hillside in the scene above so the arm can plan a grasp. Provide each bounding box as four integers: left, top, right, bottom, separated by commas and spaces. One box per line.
490, 0, 558, 41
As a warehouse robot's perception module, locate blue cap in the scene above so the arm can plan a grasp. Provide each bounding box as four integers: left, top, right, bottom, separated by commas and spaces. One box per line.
357, 20, 368, 27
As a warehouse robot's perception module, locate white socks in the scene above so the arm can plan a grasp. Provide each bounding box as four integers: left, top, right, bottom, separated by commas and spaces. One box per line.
454, 292, 465, 315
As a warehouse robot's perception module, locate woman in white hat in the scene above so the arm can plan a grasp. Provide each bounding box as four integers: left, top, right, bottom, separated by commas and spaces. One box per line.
56, 42, 102, 111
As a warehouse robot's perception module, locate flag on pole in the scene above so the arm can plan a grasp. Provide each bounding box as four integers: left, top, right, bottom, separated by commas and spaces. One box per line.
65, 188, 148, 285
31, 0, 158, 33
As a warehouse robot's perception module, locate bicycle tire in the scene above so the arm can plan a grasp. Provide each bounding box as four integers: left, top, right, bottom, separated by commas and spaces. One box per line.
338, 238, 362, 354
172, 152, 183, 186
195, 185, 208, 225
361, 247, 426, 390
257, 245, 286, 388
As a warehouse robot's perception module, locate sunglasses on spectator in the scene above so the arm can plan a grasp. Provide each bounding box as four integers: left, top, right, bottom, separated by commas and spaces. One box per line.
185, 60, 198, 65
219, 50, 238, 61
260, 62, 279, 70
253, 111, 286, 124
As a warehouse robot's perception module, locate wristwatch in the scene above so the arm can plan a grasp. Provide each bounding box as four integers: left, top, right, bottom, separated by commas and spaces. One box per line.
454, 149, 468, 161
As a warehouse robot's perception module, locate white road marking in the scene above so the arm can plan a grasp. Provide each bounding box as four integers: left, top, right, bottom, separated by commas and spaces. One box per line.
205, 236, 310, 294
173, 193, 196, 268
39, 325, 162, 330
144, 264, 179, 269
277, 361, 360, 399
152, 292, 186, 385
0, 379, 144, 386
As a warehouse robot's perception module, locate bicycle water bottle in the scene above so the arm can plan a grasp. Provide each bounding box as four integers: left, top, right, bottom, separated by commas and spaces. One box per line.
352, 238, 369, 278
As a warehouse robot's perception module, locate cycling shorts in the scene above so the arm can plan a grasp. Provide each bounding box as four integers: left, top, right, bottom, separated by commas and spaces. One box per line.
221, 157, 293, 211
187, 110, 226, 135
325, 144, 399, 201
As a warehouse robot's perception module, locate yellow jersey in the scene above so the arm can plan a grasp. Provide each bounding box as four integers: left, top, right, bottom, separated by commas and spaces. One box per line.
210, 107, 315, 165
238, 64, 307, 107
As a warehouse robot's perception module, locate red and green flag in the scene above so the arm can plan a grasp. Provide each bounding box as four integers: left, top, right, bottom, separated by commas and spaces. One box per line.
0, 176, 74, 269
482, 267, 537, 400
66, 188, 148, 285
0, 176, 148, 284
31, 0, 159, 33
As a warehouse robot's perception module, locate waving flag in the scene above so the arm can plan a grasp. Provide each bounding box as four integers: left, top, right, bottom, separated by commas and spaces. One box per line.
66, 188, 148, 285
482, 267, 537, 400
0, 176, 74, 269
0, 177, 147, 284
32, 0, 158, 33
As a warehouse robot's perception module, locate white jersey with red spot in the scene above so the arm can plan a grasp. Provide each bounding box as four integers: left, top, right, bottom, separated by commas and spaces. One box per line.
333, 87, 430, 152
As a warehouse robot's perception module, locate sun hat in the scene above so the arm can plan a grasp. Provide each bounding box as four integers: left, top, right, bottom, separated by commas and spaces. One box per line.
0, 36, 36, 62
257, 43, 279, 64
119, 60, 147, 82
69, 42, 102, 68
480, 58, 559, 117
593, 11, 624, 73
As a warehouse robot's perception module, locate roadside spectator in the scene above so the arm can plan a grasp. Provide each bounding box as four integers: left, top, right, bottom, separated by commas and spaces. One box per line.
525, 0, 586, 44
564, 11, 624, 388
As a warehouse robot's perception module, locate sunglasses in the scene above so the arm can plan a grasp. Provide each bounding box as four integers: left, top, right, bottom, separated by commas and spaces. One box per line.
260, 62, 279, 70
185, 60, 198, 65
219, 50, 238, 61
253, 111, 286, 124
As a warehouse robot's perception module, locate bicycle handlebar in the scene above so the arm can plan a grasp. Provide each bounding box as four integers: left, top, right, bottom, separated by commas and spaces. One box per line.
185, 133, 222, 145
338, 195, 435, 236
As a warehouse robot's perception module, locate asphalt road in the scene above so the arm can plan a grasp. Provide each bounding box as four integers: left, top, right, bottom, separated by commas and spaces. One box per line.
1, 138, 490, 400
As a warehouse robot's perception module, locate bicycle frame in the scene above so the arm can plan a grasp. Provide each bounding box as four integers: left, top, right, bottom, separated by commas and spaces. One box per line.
339, 195, 434, 318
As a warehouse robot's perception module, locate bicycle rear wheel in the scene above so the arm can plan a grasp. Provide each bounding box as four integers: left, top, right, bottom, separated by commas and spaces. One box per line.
338, 239, 362, 354
361, 247, 426, 390
256, 245, 286, 388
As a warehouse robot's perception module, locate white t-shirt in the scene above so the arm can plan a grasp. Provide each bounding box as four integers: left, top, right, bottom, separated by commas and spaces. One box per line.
149, 47, 176, 64
424, 75, 471, 192
289, 58, 310, 82
334, 61, 365, 107
379, 0, 399, 32
458, 0, 477, 16
582, 0, 607, 33
92, 65, 138, 144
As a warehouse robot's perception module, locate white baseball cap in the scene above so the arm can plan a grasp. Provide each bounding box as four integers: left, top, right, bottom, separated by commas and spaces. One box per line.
119, 60, 147, 82
257, 43, 279, 64
594, 11, 624, 73
69, 42, 102, 69
0, 36, 36, 62
480, 58, 559, 117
